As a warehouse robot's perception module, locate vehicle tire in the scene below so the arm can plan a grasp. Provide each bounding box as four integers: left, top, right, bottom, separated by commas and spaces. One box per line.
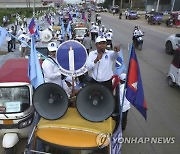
4, 147, 15, 154
165, 41, 174, 54
167, 76, 175, 87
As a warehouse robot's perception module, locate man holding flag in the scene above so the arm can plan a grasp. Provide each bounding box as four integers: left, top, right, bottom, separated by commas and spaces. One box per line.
111, 44, 147, 154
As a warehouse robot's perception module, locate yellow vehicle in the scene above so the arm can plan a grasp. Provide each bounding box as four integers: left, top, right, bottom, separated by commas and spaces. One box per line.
25, 83, 117, 154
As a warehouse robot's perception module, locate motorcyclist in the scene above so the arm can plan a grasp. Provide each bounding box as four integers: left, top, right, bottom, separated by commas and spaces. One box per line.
96, 14, 101, 26
132, 26, 143, 46
105, 29, 113, 49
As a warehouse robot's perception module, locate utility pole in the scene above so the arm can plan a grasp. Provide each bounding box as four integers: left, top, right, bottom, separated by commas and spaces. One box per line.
112, 0, 115, 7
33, 0, 35, 16
171, 0, 175, 12
156, 0, 160, 12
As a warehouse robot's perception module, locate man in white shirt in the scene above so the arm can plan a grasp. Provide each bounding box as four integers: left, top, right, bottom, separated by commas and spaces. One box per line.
18, 31, 30, 57
42, 42, 63, 87
86, 36, 120, 91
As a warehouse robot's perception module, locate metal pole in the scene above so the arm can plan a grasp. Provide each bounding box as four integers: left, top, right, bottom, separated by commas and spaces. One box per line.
171, 0, 175, 12
112, 0, 115, 7
33, 0, 35, 17
156, 0, 160, 12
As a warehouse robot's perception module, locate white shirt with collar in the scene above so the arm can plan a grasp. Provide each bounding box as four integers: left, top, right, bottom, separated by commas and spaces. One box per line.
42, 57, 63, 87
86, 49, 119, 82
119, 84, 131, 112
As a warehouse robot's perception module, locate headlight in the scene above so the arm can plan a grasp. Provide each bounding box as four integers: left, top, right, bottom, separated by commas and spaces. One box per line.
18, 114, 34, 129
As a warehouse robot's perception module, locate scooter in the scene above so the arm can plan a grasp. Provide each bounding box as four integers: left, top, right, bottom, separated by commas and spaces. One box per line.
133, 34, 144, 51
0, 58, 34, 154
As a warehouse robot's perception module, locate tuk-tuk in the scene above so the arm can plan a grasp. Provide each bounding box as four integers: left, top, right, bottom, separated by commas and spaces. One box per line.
167, 47, 180, 87
31, 108, 116, 153
171, 11, 180, 27
72, 22, 89, 42
0, 58, 34, 154
25, 83, 117, 154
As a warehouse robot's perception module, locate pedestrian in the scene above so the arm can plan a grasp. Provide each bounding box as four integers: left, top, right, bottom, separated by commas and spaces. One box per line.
42, 42, 63, 87
86, 36, 120, 91
11, 26, 16, 49
6, 28, 13, 52
18, 31, 30, 57
82, 32, 92, 54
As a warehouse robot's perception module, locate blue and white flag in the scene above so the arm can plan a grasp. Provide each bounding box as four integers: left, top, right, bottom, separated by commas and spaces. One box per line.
0, 26, 8, 47
66, 21, 72, 39
28, 35, 44, 89
61, 20, 65, 39
114, 49, 126, 75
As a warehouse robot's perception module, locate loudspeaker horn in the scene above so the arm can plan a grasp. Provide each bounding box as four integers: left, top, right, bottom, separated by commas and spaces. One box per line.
40, 29, 53, 42
33, 83, 69, 120
76, 84, 115, 122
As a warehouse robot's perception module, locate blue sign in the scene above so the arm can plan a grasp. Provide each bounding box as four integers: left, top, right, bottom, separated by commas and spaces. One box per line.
56, 40, 88, 77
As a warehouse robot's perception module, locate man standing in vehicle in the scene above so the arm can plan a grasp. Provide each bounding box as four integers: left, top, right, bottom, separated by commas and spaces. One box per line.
86, 36, 120, 91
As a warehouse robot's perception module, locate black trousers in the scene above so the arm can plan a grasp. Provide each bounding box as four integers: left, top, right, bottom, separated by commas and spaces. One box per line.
90, 78, 112, 92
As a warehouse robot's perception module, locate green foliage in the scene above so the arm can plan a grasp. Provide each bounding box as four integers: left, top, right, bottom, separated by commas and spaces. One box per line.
0, 7, 48, 26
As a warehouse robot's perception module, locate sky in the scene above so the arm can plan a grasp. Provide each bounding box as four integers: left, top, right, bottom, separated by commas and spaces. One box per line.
64, 0, 81, 4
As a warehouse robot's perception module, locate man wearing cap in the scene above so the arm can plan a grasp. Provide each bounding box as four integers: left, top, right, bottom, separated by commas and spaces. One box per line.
42, 42, 63, 87
86, 36, 120, 91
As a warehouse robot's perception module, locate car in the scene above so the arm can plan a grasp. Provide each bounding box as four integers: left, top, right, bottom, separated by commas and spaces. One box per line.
128, 11, 138, 19
165, 34, 180, 54
147, 12, 163, 25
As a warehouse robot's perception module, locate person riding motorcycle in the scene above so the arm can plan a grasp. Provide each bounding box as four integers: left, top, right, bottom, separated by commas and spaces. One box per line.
132, 26, 143, 46
96, 14, 101, 26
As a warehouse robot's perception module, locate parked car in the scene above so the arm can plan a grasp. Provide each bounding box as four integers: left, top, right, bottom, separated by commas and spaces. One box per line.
147, 12, 163, 25
165, 34, 180, 54
128, 11, 138, 20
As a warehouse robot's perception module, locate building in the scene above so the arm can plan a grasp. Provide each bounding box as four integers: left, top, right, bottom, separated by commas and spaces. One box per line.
146, 0, 180, 12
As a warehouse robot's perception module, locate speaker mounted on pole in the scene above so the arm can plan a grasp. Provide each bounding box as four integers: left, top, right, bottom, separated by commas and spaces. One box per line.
33, 83, 69, 120
76, 84, 115, 122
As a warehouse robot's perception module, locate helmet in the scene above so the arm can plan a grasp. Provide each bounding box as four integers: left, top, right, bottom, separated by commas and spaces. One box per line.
134, 25, 138, 30
109, 29, 112, 32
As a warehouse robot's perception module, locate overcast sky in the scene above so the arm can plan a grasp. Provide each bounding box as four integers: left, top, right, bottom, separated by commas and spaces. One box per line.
64, 0, 81, 4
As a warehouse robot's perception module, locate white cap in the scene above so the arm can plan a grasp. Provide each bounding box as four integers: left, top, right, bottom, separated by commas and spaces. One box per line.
95, 36, 107, 44
109, 29, 113, 32
48, 42, 57, 52
119, 73, 126, 81
65, 76, 72, 83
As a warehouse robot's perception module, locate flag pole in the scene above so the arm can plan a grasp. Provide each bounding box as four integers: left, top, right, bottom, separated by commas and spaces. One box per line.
119, 43, 133, 129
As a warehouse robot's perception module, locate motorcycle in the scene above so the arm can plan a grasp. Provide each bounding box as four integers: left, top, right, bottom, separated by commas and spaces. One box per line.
166, 17, 174, 27
133, 34, 144, 51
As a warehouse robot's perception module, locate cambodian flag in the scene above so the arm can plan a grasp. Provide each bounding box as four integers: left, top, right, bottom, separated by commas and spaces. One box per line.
28, 18, 36, 34
126, 45, 147, 119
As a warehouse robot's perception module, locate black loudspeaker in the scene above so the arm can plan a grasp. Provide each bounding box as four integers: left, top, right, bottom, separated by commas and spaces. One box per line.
33, 83, 69, 120
76, 84, 115, 122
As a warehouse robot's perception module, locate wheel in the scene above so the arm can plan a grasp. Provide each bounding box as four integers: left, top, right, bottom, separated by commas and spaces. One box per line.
4, 147, 15, 154
167, 76, 175, 87
165, 41, 174, 54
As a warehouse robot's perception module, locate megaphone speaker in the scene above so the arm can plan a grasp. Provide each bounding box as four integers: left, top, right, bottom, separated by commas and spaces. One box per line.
76, 84, 115, 122
33, 83, 69, 120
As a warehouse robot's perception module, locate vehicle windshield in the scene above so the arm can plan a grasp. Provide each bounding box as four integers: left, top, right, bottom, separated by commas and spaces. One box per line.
75, 29, 87, 37
0, 85, 30, 113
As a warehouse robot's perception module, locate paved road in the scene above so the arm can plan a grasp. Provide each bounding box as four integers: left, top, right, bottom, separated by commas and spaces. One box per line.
100, 13, 180, 154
